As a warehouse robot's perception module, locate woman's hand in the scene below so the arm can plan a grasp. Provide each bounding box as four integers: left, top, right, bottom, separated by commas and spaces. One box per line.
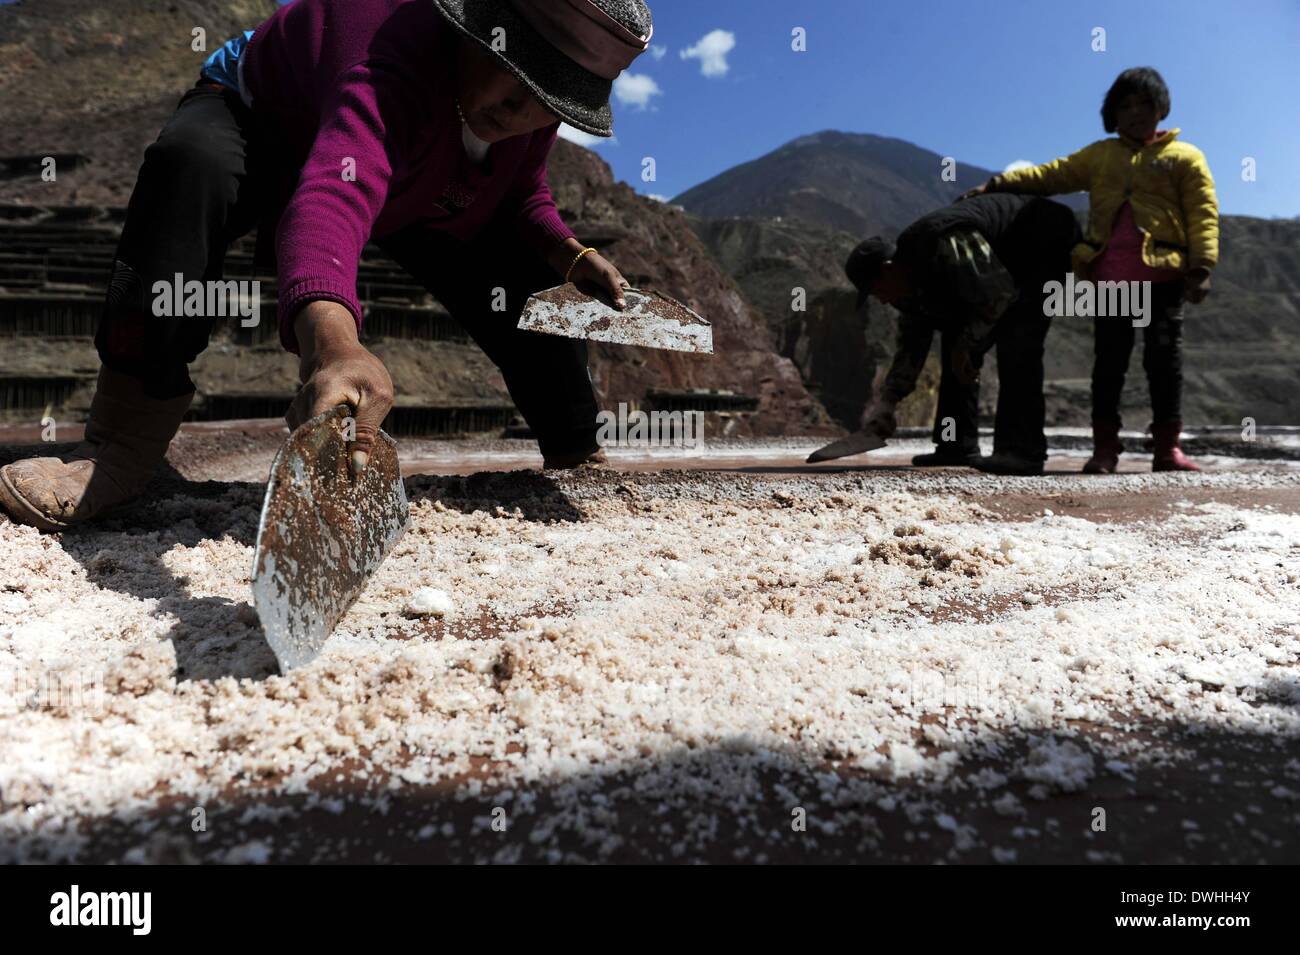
551, 238, 630, 310
1184, 267, 1212, 304
287, 300, 395, 474
570, 249, 631, 309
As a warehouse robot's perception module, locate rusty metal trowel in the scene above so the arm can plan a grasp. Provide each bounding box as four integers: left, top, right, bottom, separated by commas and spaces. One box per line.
518, 283, 713, 354
251, 405, 409, 671
806, 431, 888, 463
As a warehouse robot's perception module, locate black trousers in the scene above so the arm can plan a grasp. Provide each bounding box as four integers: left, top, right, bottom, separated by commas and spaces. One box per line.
984, 294, 1051, 461
1090, 280, 1185, 427
883, 316, 982, 452
95, 80, 599, 458
884, 304, 1048, 459
886, 287, 1051, 461
936, 329, 982, 451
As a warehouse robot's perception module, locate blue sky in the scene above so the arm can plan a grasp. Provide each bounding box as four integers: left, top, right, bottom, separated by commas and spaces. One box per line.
567, 0, 1300, 218
8, 0, 1288, 215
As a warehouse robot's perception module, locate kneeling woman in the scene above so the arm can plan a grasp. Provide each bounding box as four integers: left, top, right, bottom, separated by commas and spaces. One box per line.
0, 0, 652, 530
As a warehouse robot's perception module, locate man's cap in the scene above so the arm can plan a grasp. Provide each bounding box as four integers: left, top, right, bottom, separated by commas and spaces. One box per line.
844, 237, 893, 308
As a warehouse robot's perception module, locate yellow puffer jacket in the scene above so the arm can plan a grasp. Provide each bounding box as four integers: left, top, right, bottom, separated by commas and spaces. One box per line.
992, 129, 1219, 278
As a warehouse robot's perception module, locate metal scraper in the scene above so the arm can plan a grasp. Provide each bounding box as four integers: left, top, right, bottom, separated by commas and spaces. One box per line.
251, 405, 409, 671
806, 430, 888, 463
518, 283, 713, 354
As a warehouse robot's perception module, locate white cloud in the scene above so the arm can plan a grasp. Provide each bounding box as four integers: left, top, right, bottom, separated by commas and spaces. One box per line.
613, 72, 662, 110
558, 123, 608, 147
680, 29, 735, 77
650, 45, 667, 60
1003, 159, 1035, 173
645, 193, 668, 203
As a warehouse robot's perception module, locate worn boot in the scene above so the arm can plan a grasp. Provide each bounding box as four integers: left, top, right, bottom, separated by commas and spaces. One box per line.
1082, 419, 1123, 474
0, 367, 193, 530
1152, 419, 1200, 472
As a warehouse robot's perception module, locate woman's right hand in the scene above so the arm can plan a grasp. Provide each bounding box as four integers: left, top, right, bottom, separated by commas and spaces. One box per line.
287, 300, 395, 473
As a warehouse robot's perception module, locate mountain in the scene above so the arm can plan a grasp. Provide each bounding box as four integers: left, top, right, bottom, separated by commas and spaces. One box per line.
674, 130, 1086, 239
677, 132, 1300, 429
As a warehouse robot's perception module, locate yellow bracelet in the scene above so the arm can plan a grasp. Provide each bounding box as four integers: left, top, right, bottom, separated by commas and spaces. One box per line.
564, 246, 598, 284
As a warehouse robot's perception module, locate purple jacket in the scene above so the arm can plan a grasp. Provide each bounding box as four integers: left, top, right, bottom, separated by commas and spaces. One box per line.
240, 0, 577, 351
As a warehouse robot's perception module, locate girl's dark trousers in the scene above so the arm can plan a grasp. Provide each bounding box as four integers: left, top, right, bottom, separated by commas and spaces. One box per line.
95, 80, 600, 459
1090, 280, 1185, 428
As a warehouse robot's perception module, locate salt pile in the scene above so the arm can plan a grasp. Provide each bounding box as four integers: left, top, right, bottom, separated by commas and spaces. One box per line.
1, 466, 1298, 862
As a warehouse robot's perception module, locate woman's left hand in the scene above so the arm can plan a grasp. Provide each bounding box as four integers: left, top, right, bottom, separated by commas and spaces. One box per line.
570, 248, 631, 310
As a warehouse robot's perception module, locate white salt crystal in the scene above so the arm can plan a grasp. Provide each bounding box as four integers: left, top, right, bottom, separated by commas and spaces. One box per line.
406, 587, 455, 617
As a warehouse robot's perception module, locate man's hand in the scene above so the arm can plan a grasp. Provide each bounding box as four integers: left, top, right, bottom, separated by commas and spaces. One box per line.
1184, 267, 1212, 304
286, 300, 394, 474
861, 398, 899, 438
551, 238, 630, 309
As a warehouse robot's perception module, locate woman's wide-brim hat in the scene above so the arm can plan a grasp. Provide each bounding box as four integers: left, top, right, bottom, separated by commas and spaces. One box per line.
430, 0, 653, 137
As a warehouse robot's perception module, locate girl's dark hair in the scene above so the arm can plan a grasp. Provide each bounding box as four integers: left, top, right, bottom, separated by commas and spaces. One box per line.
1101, 67, 1171, 132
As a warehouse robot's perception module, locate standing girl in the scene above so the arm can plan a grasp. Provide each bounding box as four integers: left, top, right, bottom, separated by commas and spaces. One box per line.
964, 67, 1218, 472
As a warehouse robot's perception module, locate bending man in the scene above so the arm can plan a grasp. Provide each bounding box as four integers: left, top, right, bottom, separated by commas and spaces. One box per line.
846, 193, 1081, 476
